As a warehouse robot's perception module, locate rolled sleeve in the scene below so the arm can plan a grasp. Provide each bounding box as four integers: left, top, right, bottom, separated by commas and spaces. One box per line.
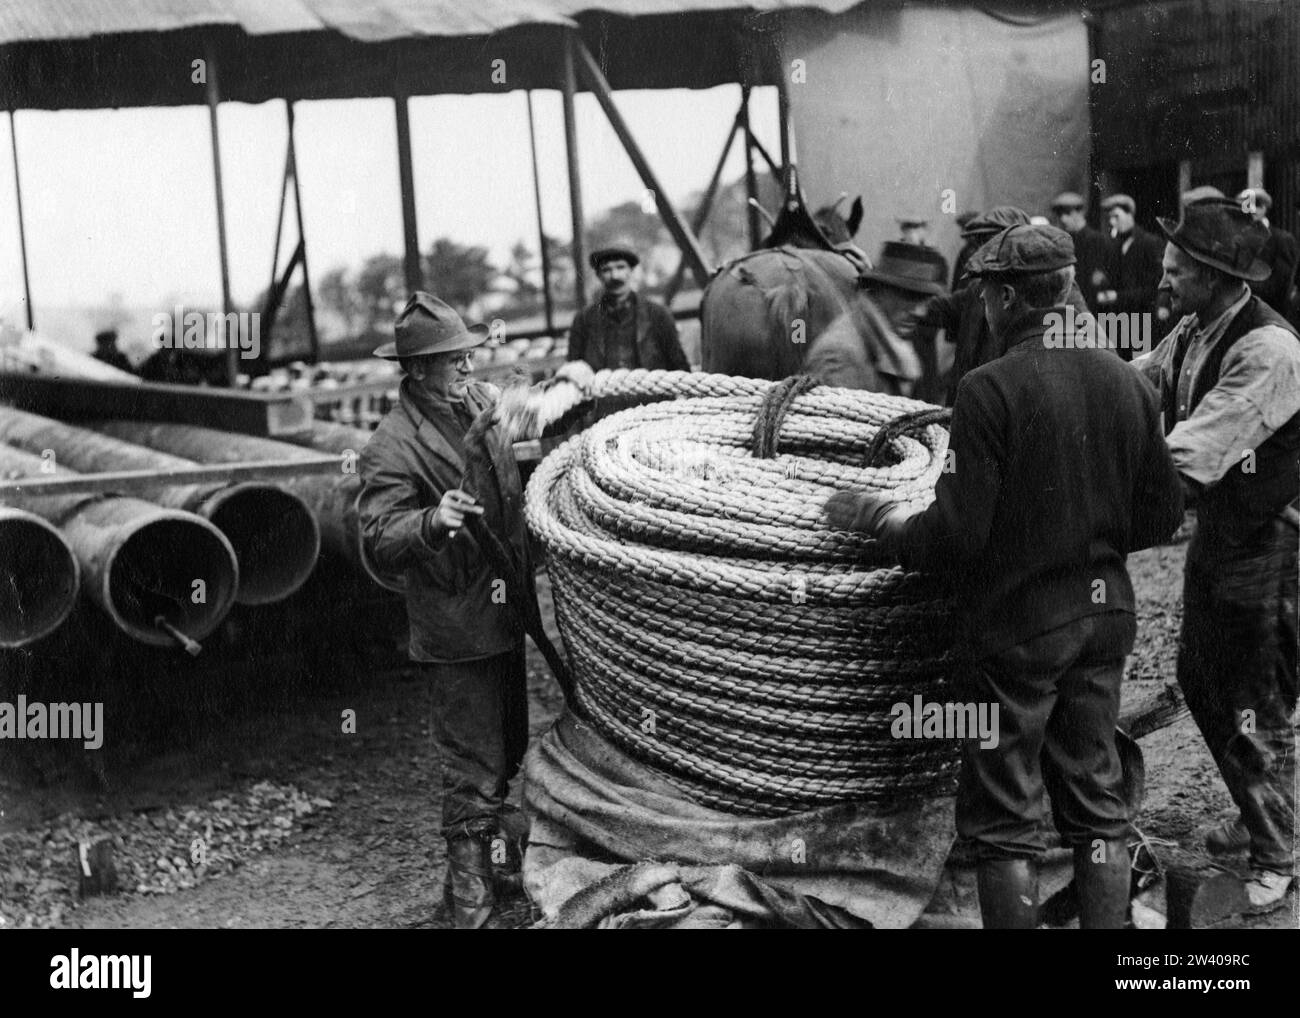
1166, 327, 1300, 487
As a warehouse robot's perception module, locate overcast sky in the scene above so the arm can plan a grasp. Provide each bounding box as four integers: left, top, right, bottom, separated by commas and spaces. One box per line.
0, 85, 778, 324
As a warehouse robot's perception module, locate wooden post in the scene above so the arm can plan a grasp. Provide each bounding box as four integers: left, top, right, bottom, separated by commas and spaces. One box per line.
665, 112, 740, 304
526, 91, 555, 335
740, 86, 761, 250
286, 101, 319, 363
775, 54, 795, 173
572, 36, 712, 288
394, 93, 423, 295
204, 40, 236, 385
8, 110, 33, 331
561, 32, 587, 311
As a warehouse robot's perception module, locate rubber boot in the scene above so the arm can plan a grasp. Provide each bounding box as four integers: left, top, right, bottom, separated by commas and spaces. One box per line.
1073, 838, 1131, 930
976, 858, 1039, 929
444, 834, 495, 929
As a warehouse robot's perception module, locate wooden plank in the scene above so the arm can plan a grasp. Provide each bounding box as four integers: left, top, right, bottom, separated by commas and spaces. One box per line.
0, 456, 342, 499
0, 373, 313, 437
1118, 681, 1190, 741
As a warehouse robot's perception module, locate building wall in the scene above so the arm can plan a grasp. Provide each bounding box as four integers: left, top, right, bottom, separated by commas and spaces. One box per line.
1094, 0, 1300, 234
781, 2, 1091, 266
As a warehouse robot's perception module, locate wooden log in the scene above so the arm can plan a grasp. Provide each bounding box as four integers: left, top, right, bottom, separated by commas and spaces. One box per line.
1119, 680, 1190, 740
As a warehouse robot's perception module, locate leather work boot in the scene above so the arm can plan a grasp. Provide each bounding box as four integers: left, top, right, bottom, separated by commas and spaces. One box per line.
1073, 839, 1132, 929
444, 834, 495, 929
1244, 869, 1294, 915
1204, 818, 1251, 855
976, 858, 1039, 929
492, 807, 529, 894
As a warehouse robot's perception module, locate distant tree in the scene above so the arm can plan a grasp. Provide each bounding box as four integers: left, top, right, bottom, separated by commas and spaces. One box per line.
356, 253, 406, 330
317, 266, 362, 336
423, 238, 497, 317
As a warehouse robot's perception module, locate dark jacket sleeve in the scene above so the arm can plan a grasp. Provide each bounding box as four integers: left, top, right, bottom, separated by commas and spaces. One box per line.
358, 438, 439, 574
917, 291, 962, 334
1115, 233, 1164, 314
1127, 382, 1185, 552
566, 307, 588, 364
890, 372, 1006, 572
1258, 231, 1298, 313
653, 305, 691, 371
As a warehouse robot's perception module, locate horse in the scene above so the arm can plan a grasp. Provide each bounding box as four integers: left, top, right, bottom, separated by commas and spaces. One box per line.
700, 177, 917, 394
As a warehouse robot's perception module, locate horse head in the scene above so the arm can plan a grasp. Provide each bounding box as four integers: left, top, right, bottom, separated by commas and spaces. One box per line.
813, 194, 864, 246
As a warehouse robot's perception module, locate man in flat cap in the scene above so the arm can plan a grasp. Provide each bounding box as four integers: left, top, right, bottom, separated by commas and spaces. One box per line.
1051, 192, 1111, 311
825, 224, 1184, 928
359, 293, 534, 929
566, 243, 690, 373
1097, 194, 1165, 359
1238, 188, 1297, 319
1132, 197, 1299, 913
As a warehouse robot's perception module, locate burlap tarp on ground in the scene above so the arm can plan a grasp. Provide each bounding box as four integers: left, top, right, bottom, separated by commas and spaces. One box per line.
523, 710, 960, 929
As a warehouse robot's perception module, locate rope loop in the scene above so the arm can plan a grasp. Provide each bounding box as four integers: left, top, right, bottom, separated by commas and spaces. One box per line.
865, 407, 953, 467
749, 374, 820, 459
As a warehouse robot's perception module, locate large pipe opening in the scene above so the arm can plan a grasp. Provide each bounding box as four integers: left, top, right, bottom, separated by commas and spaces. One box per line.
102, 517, 238, 646
198, 484, 321, 605
0, 508, 80, 647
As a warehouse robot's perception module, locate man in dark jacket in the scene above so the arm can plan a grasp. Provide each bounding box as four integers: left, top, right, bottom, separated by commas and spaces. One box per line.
824, 225, 1184, 929
567, 244, 690, 372
1237, 188, 1298, 319
359, 293, 533, 929
1097, 194, 1165, 361
1051, 191, 1111, 311
910, 206, 1031, 404
1133, 198, 1299, 913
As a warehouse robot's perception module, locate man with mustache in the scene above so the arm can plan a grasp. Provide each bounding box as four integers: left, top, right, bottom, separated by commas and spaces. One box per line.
1132, 198, 1299, 913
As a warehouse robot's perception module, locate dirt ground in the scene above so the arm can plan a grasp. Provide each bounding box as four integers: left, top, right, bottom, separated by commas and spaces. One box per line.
0, 534, 1295, 931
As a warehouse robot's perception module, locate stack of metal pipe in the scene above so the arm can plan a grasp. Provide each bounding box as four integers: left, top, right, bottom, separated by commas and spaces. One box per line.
0, 407, 329, 649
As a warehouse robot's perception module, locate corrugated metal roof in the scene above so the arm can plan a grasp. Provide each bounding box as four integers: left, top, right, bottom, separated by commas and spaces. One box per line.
0, 0, 858, 46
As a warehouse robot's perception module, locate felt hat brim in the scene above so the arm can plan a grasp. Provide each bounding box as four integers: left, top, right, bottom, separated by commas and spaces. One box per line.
373, 323, 490, 360
861, 268, 946, 297
1157, 217, 1271, 283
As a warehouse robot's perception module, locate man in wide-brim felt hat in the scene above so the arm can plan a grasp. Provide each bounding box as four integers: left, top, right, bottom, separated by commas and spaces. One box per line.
1129, 199, 1300, 913
360, 292, 535, 928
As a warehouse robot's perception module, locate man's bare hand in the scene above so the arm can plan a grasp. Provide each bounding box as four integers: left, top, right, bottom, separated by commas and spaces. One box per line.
432, 488, 484, 538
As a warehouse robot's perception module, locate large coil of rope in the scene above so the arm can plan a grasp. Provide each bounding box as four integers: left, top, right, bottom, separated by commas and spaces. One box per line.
523, 369, 961, 818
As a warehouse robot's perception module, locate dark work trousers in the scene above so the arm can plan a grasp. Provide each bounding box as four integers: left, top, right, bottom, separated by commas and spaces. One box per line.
425, 646, 529, 840
957, 611, 1136, 860
1179, 512, 1297, 875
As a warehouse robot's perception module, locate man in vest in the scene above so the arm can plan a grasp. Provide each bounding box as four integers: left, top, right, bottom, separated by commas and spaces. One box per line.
1132, 198, 1300, 913
566, 243, 690, 372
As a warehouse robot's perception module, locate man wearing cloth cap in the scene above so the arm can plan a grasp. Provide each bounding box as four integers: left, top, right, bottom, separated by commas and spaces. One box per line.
566, 243, 690, 373
1237, 188, 1298, 319
1098, 194, 1165, 359
1131, 198, 1299, 912
1051, 192, 1111, 311
824, 225, 1184, 928
359, 293, 534, 928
